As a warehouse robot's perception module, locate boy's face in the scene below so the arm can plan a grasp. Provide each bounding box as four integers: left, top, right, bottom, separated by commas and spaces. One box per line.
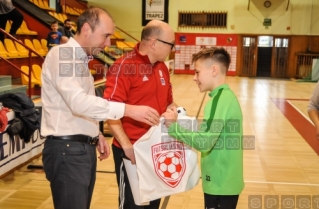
51, 23, 58, 32
193, 59, 214, 92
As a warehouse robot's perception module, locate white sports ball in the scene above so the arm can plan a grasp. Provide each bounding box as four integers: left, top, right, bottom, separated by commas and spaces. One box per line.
176, 107, 187, 116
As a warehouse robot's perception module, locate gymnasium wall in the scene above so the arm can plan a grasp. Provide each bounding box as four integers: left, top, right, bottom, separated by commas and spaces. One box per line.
88, 0, 319, 38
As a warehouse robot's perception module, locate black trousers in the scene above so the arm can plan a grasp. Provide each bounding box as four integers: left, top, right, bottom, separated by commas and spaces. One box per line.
204, 194, 239, 209
112, 144, 161, 209
0, 8, 24, 42
42, 139, 97, 209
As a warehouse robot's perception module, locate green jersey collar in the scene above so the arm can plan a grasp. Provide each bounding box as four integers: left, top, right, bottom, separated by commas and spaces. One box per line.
208, 84, 229, 97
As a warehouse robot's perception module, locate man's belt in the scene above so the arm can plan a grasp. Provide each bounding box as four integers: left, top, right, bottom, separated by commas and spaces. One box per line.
46, 134, 99, 145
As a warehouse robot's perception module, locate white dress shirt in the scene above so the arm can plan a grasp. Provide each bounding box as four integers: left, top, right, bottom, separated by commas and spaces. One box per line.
41, 37, 124, 137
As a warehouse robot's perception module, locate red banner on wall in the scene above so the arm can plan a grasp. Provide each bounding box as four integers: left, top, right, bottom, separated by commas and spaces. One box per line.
174, 33, 238, 76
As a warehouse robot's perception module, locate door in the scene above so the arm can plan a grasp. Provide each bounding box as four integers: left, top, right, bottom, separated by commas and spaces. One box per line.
241, 36, 258, 77
257, 47, 272, 76
257, 36, 273, 77
272, 37, 289, 78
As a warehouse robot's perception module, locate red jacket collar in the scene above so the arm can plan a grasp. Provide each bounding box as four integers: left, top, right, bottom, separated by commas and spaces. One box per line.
134, 43, 152, 64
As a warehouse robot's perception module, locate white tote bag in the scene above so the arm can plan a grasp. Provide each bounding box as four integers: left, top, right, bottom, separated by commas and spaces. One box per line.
124, 116, 200, 205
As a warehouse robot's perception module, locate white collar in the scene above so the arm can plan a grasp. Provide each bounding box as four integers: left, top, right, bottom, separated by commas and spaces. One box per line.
67, 38, 93, 63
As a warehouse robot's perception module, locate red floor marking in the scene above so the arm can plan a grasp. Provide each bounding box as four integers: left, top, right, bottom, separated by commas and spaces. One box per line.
272, 98, 319, 156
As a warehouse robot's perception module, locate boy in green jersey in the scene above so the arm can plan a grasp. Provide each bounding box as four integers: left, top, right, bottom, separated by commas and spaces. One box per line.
163, 47, 244, 209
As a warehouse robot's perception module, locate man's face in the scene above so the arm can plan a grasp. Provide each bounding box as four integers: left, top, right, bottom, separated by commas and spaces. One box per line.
154, 28, 175, 62
64, 21, 72, 30
86, 13, 115, 54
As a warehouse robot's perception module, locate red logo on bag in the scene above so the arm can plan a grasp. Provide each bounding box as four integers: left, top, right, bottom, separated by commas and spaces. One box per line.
152, 141, 186, 188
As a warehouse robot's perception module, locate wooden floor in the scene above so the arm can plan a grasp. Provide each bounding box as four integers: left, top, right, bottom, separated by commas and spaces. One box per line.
1, 75, 319, 209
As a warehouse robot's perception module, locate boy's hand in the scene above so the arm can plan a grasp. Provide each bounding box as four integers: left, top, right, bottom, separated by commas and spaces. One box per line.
162, 106, 178, 128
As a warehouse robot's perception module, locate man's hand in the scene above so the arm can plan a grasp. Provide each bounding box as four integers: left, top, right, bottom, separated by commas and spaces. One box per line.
96, 134, 110, 161
124, 104, 160, 126
162, 106, 178, 128
122, 144, 136, 165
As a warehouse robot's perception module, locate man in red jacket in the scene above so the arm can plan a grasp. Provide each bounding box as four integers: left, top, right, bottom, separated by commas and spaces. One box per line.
104, 20, 176, 209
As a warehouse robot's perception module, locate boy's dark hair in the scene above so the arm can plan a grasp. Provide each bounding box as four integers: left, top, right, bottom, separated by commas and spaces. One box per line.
51, 21, 58, 26
64, 19, 72, 24
192, 47, 231, 73
76, 6, 113, 34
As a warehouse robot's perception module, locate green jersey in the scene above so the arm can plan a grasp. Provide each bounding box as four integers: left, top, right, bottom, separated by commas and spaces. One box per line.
168, 84, 244, 195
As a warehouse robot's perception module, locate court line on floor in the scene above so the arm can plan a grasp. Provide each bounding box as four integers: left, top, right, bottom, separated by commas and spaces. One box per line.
286, 100, 313, 125
0, 190, 16, 202
271, 98, 319, 155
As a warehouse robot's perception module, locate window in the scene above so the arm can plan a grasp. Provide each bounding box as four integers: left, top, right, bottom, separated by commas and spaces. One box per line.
178, 11, 227, 28
258, 36, 273, 47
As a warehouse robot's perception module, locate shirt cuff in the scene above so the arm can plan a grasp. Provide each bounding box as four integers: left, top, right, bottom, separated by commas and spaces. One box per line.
107, 102, 125, 120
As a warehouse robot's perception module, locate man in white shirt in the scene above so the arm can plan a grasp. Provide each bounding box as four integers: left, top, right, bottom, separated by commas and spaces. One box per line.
41, 7, 160, 209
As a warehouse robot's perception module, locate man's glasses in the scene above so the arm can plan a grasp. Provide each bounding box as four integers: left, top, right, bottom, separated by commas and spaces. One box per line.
156, 39, 175, 50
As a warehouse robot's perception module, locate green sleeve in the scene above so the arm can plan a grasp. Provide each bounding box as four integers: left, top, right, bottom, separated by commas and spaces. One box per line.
167, 96, 240, 153
167, 121, 221, 153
